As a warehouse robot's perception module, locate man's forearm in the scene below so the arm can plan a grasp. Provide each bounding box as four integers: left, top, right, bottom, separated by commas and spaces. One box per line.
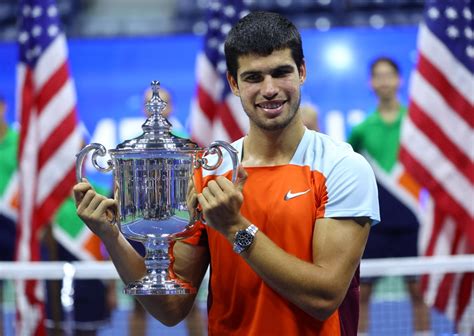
238, 229, 344, 321
102, 232, 146, 284
101, 233, 195, 326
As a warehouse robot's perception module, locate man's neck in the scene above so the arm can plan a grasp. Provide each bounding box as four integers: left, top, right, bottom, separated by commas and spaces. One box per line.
242, 120, 305, 167
377, 98, 400, 123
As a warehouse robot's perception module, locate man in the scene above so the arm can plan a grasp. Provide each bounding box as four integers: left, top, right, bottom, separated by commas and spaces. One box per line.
74, 11, 379, 335
348, 57, 431, 334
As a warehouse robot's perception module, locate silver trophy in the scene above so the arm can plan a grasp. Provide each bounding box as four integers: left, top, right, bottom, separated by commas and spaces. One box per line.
76, 81, 239, 295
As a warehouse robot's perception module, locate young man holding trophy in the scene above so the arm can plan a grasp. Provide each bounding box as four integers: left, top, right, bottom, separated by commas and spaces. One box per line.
74, 11, 379, 335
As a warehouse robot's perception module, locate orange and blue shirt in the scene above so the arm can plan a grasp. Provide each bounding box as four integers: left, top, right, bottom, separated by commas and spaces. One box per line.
192, 129, 380, 335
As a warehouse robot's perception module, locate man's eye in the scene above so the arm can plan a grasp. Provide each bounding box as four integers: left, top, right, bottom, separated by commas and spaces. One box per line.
272, 70, 291, 78
244, 74, 262, 82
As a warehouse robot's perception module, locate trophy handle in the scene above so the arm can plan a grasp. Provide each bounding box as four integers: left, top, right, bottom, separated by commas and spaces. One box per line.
75, 143, 116, 224
200, 140, 239, 183
194, 140, 239, 224
75, 143, 114, 182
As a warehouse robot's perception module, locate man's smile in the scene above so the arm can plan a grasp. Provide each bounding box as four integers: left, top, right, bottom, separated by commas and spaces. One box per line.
256, 100, 286, 116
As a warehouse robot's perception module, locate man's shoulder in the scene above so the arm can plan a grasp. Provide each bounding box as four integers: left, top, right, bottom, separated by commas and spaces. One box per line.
314, 131, 373, 175
292, 130, 356, 174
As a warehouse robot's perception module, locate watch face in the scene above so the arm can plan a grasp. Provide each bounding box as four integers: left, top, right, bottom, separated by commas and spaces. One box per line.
237, 231, 253, 247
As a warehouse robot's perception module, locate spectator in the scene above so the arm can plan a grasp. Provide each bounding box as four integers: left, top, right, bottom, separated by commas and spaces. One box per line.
348, 56, 431, 335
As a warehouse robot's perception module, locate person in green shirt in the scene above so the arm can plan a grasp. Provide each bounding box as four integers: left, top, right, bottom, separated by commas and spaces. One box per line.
0, 94, 19, 334
0, 94, 18, 262
0, 95, 18, 203
348, 57, 431, 335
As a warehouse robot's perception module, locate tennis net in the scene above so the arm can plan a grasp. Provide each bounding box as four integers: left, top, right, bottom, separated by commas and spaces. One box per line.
0, 255, 473, 335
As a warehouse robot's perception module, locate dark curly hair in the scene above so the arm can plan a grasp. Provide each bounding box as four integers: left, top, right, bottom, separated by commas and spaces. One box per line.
224, 11, 304, 81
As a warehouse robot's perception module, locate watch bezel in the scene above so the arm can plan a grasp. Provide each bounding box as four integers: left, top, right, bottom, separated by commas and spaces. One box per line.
236, 230, 253, 248
233, 224, 258, 254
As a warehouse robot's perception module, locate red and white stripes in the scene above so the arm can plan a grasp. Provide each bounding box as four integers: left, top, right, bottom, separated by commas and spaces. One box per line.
401, 21, 474, 332
15, 29, 80, 336
189, 52, 248, 146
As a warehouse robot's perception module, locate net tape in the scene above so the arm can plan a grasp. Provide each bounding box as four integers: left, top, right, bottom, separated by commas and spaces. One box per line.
0, 255, 473, 280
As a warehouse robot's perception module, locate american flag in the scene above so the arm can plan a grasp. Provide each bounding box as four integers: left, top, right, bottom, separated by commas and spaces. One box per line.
189, 0, 249, 146
15, 0, 81, 334
400, 1, 474, 332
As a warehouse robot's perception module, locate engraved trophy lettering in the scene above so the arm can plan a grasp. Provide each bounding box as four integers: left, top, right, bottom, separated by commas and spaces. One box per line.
76, 81, 239, 295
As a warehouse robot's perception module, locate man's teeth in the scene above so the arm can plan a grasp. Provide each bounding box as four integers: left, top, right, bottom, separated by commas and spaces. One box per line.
260, 102, 282, 109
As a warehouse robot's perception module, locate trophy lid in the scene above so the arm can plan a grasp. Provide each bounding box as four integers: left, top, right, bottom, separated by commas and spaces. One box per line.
114, 81, 200, 152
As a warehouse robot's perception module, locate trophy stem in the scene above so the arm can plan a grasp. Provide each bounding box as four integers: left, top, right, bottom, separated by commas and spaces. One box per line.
123, 239, 196, 295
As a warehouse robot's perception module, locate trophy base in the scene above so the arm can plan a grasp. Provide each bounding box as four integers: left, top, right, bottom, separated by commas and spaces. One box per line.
124, 277, 197, 296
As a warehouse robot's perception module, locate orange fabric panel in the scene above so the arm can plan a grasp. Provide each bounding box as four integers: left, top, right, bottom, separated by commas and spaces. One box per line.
201, 165, 343, 335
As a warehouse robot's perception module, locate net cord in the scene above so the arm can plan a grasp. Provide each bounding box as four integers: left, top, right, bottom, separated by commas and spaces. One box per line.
0, 255, 473, 280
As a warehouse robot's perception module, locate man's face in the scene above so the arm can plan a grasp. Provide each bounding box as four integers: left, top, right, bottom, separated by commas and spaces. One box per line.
370, 61, 400, 101
227, 48, 306, 131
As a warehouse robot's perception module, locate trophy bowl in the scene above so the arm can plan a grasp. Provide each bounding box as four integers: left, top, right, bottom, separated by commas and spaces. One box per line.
76, 81, 238, 295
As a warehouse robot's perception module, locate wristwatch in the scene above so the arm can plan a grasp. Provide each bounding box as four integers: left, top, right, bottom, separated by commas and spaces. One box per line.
233, 224, 259, 254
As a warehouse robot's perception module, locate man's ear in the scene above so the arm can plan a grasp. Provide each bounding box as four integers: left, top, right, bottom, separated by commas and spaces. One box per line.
226, 71, 240, 97
299, 59, 307, 84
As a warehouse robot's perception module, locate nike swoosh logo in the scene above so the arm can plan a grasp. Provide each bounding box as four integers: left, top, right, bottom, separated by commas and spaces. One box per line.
284, 189, 310, 201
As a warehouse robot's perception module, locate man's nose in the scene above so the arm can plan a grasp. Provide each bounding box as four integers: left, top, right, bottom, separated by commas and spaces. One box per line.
261, 76, 278, 99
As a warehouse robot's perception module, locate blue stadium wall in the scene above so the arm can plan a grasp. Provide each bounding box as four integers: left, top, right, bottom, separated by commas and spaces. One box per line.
0, 26, 418, 185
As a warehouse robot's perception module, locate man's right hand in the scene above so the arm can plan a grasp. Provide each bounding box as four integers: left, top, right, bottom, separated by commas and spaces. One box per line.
73, 180, 119, 240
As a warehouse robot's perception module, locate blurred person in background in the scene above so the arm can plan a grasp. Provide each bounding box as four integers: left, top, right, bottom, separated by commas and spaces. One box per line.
143, 86, 188, 138
300, 102, 319, 131
348, 56, 431, 335
0, 94, 18, 333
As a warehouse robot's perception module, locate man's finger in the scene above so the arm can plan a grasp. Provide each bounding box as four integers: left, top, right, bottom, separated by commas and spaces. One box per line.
76, 189, 96, 213
188, 193, 198, 208
187, 177, 195, 194
73, 182, 93, 206
207, 180, 224, 198
197, 193, 210, 209
235, 165, 248, 192
95, 198, 118, 222
86, 194, 105, 213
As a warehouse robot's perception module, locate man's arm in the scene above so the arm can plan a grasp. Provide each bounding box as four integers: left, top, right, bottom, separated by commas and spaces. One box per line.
238, 216, 370, 321
73, 181, 209, 326
197, 167, 371, 321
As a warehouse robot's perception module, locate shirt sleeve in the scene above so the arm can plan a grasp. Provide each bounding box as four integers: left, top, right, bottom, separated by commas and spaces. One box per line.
320, 152, 380, 225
